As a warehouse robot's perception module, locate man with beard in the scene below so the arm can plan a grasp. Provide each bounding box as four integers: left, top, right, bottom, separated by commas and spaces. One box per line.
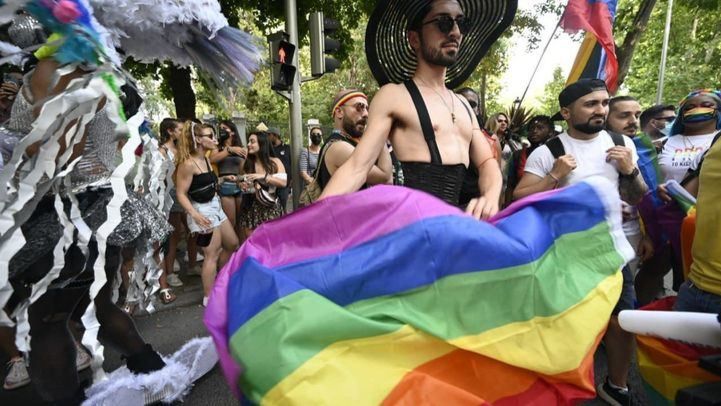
315, 89, 393, 191
514, 79, 647, 406
606, 95, 654, 281
320, 0, 505, 219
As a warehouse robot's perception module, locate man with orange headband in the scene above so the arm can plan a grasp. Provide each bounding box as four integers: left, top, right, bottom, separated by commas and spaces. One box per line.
315, 89, 393, 191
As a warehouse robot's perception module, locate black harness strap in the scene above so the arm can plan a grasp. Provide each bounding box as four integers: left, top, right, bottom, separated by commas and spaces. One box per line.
404, 80, 443, 165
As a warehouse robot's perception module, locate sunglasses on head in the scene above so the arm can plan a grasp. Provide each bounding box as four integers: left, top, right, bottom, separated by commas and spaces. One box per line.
343, 102, 369, 113
423, 15, 470, 35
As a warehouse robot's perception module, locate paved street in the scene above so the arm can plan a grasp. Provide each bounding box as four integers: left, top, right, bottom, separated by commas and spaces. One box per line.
1, 272, 647, 405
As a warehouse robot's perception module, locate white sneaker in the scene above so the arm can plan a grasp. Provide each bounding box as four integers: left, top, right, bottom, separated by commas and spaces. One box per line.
173, 259, 180, 272
3, 357, 30, 390
167, 273, 183, 287
202, 296, 209, 307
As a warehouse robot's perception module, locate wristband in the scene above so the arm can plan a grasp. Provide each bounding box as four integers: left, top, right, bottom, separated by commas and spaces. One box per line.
548, 172, 560, 183
620, 167, 640, 179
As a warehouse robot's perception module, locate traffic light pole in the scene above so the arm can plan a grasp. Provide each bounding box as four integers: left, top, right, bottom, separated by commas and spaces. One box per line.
285, 0, 303, 210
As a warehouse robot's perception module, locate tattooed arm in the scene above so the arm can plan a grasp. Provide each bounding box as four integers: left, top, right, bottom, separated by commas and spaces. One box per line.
619, 169, 648, 205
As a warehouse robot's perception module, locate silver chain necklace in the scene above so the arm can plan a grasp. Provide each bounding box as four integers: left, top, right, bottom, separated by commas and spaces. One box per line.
416, 78, 456, 123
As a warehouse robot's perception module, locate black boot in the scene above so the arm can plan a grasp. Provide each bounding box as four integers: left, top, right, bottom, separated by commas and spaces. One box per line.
124, 344, 166, 374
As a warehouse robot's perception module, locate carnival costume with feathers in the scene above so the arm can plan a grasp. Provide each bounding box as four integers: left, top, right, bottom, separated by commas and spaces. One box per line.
0, 0, 262, 403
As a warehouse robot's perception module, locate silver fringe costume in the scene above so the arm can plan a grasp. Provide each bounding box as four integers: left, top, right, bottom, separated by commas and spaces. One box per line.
0, 0, 261, 401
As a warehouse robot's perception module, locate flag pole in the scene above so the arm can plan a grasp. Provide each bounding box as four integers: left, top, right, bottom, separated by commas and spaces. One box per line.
656, 0, 674, 104
517, 17, 563, 109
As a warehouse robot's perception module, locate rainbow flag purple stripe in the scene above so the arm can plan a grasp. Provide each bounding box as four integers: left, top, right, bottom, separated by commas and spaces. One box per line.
205, 178, 634, 403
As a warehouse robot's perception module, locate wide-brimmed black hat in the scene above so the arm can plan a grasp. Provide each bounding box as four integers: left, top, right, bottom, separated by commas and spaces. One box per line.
366, 0, 517, 89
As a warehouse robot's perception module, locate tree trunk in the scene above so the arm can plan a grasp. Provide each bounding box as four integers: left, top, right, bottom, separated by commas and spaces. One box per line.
167, 65, 197, 120
616, 0, 659, 88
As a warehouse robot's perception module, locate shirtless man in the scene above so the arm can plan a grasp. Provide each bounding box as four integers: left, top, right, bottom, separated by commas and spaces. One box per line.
320, 0, 504, 219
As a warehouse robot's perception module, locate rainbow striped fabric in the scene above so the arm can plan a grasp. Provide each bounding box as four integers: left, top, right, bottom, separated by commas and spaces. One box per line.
562, 0, 619, 92
205, 178, 634, 404
636, 298, 721, 404
634, 133, 663, 203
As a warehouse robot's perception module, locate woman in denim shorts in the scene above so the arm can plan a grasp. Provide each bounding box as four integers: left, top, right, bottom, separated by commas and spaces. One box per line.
210, 120, 247, 239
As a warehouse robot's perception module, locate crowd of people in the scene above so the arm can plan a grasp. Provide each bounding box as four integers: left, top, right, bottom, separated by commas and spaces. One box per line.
0, 0, 719, 404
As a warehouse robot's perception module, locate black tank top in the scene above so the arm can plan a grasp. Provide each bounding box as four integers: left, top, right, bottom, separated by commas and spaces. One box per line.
401, 80, 468, 206
188, 158, 217, 203
317, 131, 367, 190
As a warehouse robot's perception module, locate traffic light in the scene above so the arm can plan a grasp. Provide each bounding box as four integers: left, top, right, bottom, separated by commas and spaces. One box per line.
309, 12, 341, 77
268, 31, 297, 91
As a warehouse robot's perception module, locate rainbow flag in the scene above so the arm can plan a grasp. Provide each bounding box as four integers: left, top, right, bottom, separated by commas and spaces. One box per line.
634, 133, 663, 203
665, 180, 696, 215
636, 298, 721, 404
205, 178, 635, 404
562, 0, 619, 92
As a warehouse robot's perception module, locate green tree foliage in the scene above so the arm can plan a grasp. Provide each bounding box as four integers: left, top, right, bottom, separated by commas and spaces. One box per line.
538, 66, 566, 116
621, 0, 721, 106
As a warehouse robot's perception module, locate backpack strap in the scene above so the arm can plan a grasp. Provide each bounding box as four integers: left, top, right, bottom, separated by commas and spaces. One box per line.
404, 80, 443, 164
545, 137, 565, 159
609, 131, 625, 147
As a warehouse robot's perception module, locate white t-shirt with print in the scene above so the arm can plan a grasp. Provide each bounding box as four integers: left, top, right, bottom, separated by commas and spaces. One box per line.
524, 130, 639, 189
659, 133, 717, 183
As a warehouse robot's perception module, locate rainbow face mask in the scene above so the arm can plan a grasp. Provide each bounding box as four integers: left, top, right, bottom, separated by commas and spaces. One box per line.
682, 107, 718, 123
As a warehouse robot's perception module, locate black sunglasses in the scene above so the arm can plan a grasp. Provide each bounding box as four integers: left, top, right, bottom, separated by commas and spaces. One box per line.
468, 100, 478, 109
423, 15, 470, 35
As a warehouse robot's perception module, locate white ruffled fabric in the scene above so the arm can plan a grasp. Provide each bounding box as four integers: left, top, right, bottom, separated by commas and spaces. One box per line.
90, 0, 228, 66
83, 337, 219, 405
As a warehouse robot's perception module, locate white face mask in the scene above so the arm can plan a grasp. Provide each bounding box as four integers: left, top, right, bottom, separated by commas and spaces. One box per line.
659, 121, 674, 137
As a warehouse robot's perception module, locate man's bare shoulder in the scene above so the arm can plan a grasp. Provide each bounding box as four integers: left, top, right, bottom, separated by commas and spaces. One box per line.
375, 83, 408, 99
327, 139, 355, 155
372, 83, 412, 118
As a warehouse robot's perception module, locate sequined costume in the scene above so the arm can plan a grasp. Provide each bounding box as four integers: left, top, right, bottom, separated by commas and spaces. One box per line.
7, 77, 171, 283
0, 2, 262, 404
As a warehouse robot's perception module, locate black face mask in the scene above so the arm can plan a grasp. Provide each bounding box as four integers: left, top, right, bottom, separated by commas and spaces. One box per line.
311, 134, 322, 145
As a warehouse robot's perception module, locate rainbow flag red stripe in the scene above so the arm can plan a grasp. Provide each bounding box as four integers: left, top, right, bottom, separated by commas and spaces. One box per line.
562, 0, 619, 92
205, 178, 634, 404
